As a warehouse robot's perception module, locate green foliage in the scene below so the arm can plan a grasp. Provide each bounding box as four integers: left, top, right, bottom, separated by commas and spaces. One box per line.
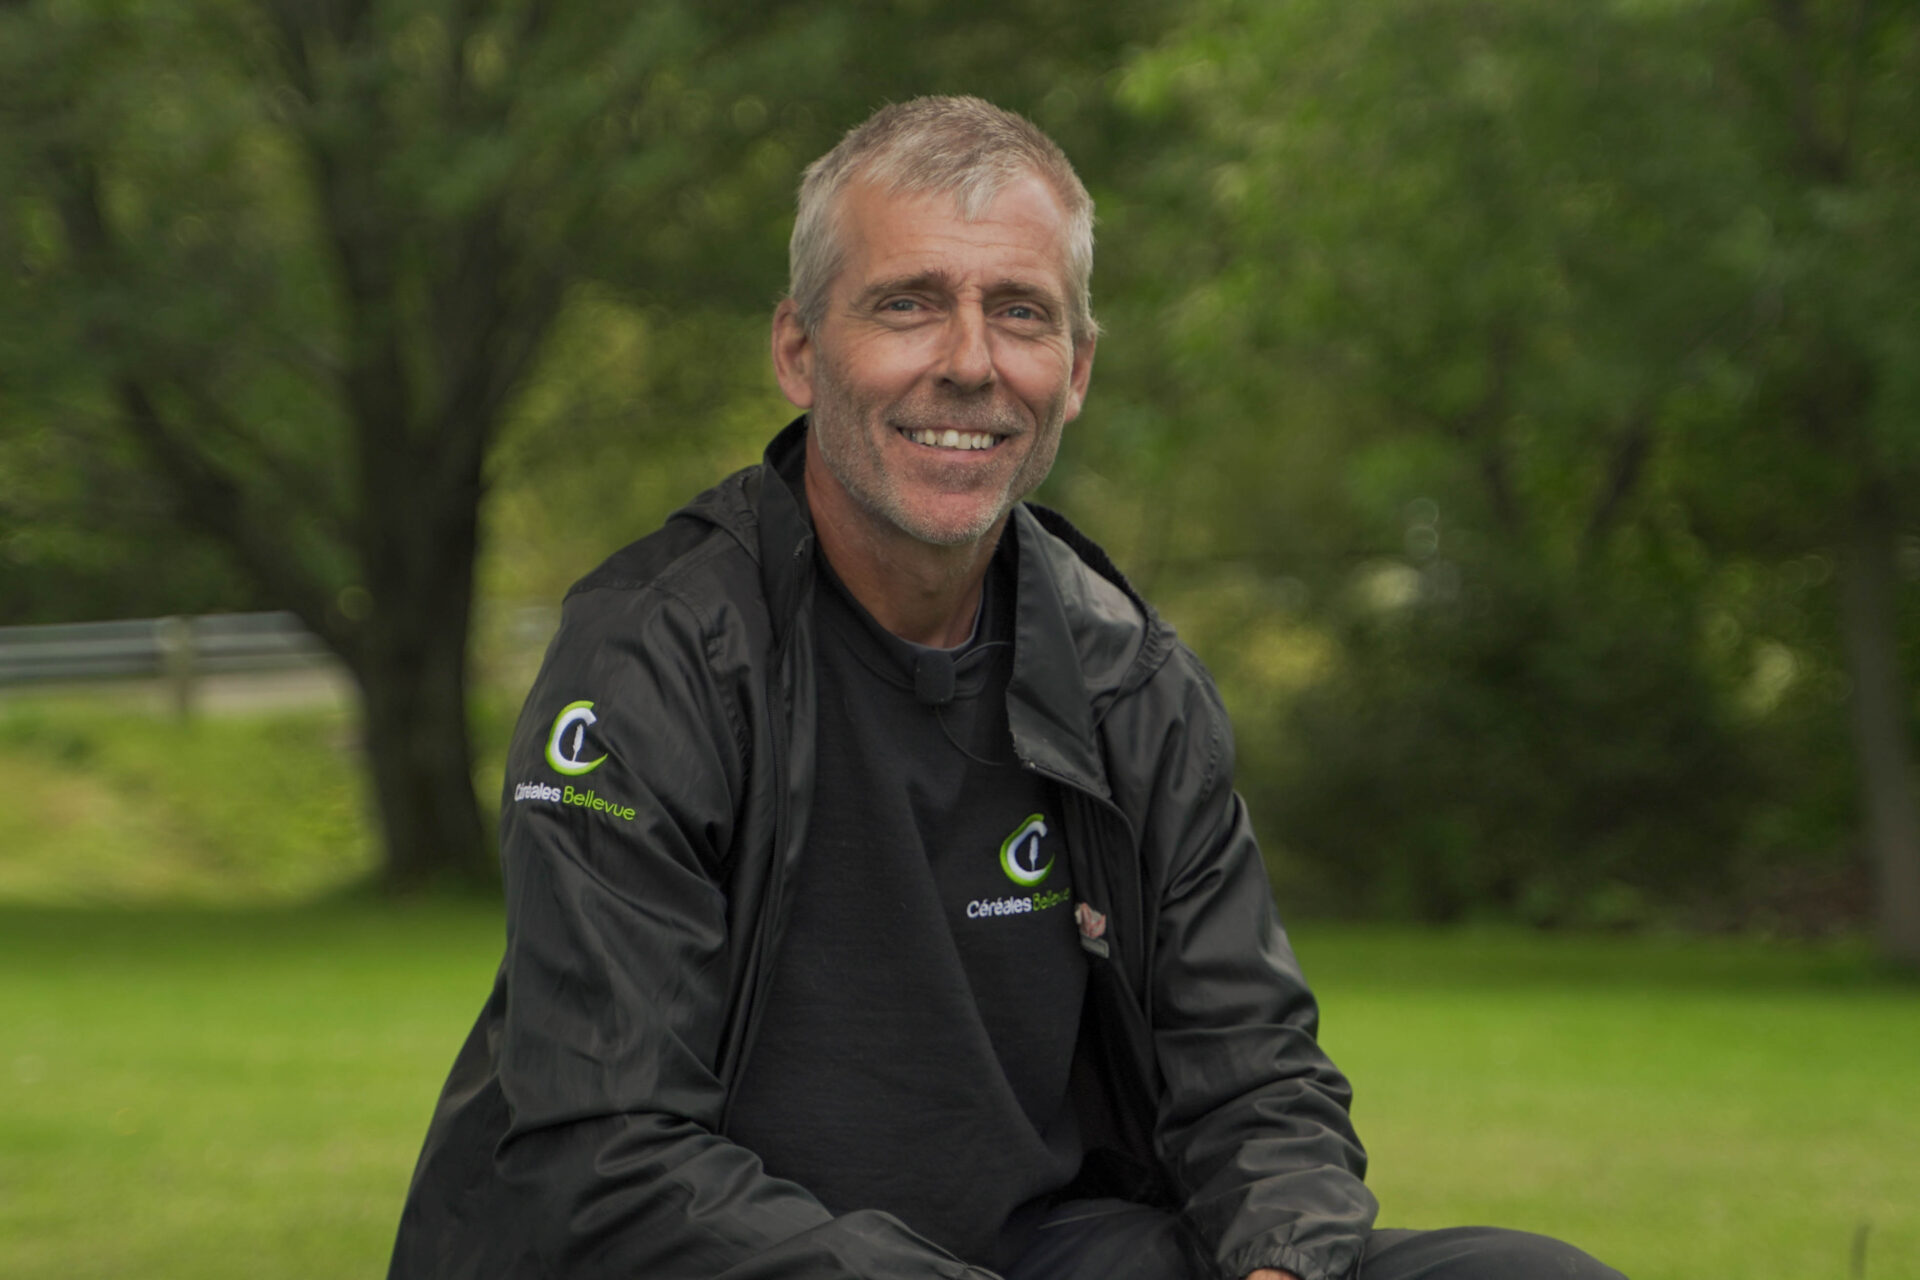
5, 0, 1920, 929
0, 416, 264, 624
0, 0, 1189, 885
1264, 566, 1762, 924
1086, 0, 1920, 942
480, 301, 793, 606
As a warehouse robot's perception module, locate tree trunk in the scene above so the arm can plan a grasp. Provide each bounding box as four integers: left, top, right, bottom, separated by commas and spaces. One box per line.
353, 606, 494, 891
1838, 480, 1920, 968
347, 436, 496, 892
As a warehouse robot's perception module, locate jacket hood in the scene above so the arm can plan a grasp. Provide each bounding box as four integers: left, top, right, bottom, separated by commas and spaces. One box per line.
675, 417, 1177, 799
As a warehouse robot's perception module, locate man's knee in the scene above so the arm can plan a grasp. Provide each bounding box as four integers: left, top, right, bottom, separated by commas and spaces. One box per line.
1362, 1225, 1625, 1280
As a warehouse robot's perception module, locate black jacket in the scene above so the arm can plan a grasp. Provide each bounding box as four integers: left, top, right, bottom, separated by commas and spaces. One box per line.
390, 420, 1376, 1280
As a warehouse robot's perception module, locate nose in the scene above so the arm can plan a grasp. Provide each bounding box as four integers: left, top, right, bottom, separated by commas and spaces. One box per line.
938, 305, 994, 392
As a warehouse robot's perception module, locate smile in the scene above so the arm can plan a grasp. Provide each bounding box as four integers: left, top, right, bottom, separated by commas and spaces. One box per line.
899, 427, 999, 451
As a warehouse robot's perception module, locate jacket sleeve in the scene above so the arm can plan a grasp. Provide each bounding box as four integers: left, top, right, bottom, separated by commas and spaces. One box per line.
1135, 646, 1378, 1280
478, 586, 995, 1279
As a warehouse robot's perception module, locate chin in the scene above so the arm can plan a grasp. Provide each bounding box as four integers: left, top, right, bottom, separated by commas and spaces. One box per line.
896, 517, 1000, 549
888, 499, 1009, 549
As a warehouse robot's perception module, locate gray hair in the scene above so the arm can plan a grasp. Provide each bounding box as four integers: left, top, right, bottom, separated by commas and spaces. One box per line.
787, 96, 1098, 343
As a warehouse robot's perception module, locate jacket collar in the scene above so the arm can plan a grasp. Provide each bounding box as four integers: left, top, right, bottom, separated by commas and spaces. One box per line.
1007, 507, 1135, 799
750, 416, 1171, 799
753, 418, 816, 645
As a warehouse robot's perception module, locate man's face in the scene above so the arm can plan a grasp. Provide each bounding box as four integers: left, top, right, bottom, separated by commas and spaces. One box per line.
773, 173, 1095, 552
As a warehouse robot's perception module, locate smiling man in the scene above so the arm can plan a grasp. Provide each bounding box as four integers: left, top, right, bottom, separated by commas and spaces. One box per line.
388, 97, 1625, 1280
775, 153, 1095, 646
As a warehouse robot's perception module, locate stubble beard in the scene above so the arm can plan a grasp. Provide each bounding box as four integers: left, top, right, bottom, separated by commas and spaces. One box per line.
808, 354, 1067, 550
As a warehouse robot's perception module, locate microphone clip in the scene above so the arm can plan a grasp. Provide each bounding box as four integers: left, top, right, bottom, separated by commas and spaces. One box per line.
913, 651, 956, 707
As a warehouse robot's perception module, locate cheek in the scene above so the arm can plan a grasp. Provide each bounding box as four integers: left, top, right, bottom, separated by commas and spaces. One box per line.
846, 335, 936, 391
1013, 372, 1076, 424
998, 344, 1079, 404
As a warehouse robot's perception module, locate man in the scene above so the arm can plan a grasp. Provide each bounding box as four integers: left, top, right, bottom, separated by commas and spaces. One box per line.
390, 97, 1624, 1280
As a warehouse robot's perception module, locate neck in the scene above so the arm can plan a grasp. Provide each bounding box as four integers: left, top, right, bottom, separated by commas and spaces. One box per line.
805, 459, 1002, 649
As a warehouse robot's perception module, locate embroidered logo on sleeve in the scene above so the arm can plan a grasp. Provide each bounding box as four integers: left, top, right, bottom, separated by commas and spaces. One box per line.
513, 698, 635, 822
545, 700, 607, 776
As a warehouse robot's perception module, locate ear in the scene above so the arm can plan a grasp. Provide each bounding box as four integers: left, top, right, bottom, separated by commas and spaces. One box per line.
1061, 332, 1097, 423
771, 299, 816, 409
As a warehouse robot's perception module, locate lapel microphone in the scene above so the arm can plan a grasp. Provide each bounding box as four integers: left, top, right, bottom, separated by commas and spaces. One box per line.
913, 651, 956, 706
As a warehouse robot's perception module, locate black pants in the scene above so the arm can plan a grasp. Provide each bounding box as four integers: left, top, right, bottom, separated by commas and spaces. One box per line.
999, 1199, 1626, 1280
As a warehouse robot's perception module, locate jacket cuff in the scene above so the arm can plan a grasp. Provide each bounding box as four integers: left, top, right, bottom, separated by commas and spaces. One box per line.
1217, 1240, 1336, 1280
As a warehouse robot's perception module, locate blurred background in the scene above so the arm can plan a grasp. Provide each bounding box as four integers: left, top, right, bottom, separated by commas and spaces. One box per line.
2, 1, 1917, 1277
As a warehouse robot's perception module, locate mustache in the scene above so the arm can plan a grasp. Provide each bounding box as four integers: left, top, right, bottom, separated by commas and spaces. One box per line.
885, 394, 1025, 438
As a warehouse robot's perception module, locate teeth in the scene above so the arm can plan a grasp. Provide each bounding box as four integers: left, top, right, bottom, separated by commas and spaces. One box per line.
903, 428, 996, 450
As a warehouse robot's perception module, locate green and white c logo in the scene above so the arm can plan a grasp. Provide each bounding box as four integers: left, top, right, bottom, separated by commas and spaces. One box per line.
999, 813, 1052, 886
546, 700, 607, 776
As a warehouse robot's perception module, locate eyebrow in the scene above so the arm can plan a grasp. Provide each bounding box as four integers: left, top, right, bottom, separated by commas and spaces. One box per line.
853, 272, 953, 307
854, 273, 1066, 316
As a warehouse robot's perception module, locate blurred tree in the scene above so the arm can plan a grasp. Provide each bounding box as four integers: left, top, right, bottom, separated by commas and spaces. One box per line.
0, 414, 268, 624
2, 0, 805, 889
1678, 0, 1920, 965
1106, 0, 1760, 922
0, 0, 1176, 890
1113, 0, 1920, 959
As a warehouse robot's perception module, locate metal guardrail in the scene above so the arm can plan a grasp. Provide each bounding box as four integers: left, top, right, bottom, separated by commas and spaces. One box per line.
0, 612, 332, 689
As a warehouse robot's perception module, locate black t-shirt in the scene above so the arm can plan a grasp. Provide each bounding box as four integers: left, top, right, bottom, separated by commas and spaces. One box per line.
725, 534, 1089, 1268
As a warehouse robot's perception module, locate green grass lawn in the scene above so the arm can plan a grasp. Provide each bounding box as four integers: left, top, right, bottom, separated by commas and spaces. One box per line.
0, 692, 378, 903
1307, 931, 1920, 1280
4, 905, 1914, 1280
1, 902, 500, 1280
